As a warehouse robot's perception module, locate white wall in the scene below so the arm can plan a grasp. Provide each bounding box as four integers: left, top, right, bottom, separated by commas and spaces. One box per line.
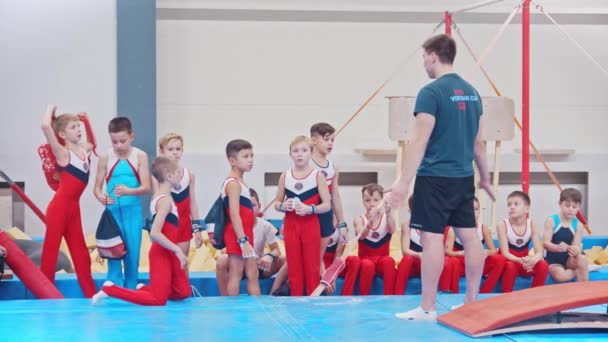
157, 20, 608, 155
0, 0, 116, 236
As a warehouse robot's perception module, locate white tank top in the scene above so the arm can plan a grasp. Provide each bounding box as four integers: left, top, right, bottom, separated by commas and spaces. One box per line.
361, 213, 389, 242
504, 218, 532, 248
66, 148, 91, 173
107, 147, 140, 172
311, 158, 336, 188
150, 194, 178, 218
171, 168, 190, 194
221, 178, 250, 202
284, 169, 319, 197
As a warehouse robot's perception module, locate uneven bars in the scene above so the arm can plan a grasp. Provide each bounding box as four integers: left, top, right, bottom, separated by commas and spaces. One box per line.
449, 0, 505, 14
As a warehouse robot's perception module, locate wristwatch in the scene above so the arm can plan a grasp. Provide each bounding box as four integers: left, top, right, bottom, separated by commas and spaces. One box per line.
191, 219, 204, 233
237, 236, 249, 245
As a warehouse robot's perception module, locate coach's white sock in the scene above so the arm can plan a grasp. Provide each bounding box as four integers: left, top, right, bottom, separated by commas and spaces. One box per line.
395, 306, 437, 321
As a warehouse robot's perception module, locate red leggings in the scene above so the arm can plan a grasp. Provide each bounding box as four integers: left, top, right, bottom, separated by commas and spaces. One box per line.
284, 219, 321, 296
41, 199, 96, 298
452, 254, 506, 293
102, 243, 191, 305
395, 255, 457, 294
358, 256, 396, 295
501, 259, 549, 293
323, 252, 361, 296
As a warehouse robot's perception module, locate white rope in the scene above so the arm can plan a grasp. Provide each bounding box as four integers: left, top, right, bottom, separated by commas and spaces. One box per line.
532, 0, 608, 78
466, 0, 523, 79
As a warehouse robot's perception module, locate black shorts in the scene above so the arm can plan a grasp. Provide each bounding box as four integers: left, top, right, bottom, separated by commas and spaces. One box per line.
409, 176, 476, 234
545, 251, 569, 268
318, 208, 336, 238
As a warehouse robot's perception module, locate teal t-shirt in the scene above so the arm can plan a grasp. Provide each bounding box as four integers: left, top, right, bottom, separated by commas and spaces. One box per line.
414, 73, 482, 177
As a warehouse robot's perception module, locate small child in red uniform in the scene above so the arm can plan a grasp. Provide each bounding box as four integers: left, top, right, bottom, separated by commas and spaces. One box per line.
310, 123, 349, 275
497, 191, 548, 292
355, 184, 397, 295
222, 139, 259, 296
92, 156, 190, 305
274, 136, 332, 296
156, 133, 203, 255
40, 104, 96, 298
216, 188, 286, 295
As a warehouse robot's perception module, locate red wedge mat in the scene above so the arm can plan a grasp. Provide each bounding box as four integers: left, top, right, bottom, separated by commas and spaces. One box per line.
438, 281, 608, 336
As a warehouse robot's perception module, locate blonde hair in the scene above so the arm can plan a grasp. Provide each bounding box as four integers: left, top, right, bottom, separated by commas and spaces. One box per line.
51, 114, 79, 135
289, 135, 312, 151
158, 133, 184, 151
151, 156, 178, 183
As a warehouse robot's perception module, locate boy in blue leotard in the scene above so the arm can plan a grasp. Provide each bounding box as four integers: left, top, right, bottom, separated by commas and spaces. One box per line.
543, 188, 588, 283
94, 117, 151, 289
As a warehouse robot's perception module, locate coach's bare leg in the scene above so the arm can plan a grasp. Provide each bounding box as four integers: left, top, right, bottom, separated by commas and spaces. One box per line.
420, 232, 446, 311
395, 231, 443, 320
454, 227, 485, 304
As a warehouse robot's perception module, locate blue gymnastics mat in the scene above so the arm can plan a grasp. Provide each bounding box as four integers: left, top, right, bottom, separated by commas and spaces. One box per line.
1, 294, 606, 341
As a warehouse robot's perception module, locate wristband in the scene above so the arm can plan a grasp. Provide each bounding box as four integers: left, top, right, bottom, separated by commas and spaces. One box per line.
336, 221, 347, 229
310, 204, 316, 214
191, 219, 204, 233
278, 201, 286, 213
264, 253, 278, 262
237, 236, 249, 245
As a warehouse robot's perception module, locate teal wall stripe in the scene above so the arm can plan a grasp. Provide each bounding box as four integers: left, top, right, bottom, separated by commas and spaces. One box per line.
117, 0, 156, 159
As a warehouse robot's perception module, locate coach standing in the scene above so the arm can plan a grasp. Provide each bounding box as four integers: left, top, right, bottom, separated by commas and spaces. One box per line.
384, 34, 494, 321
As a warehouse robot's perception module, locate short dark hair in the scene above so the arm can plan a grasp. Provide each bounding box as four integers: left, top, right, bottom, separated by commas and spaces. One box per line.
226, 139, 253, 158
151, 156, 177, 183
422, 34, 457, 65
560, 188, 582, 204
310, 122, 335, 137
108, 117, 133, 134
249, 188, 260, 204
362, 183, 384, 199
508, 190, 531, 206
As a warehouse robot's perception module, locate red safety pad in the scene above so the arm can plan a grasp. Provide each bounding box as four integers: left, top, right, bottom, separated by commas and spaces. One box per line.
438, 281, 608, 336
